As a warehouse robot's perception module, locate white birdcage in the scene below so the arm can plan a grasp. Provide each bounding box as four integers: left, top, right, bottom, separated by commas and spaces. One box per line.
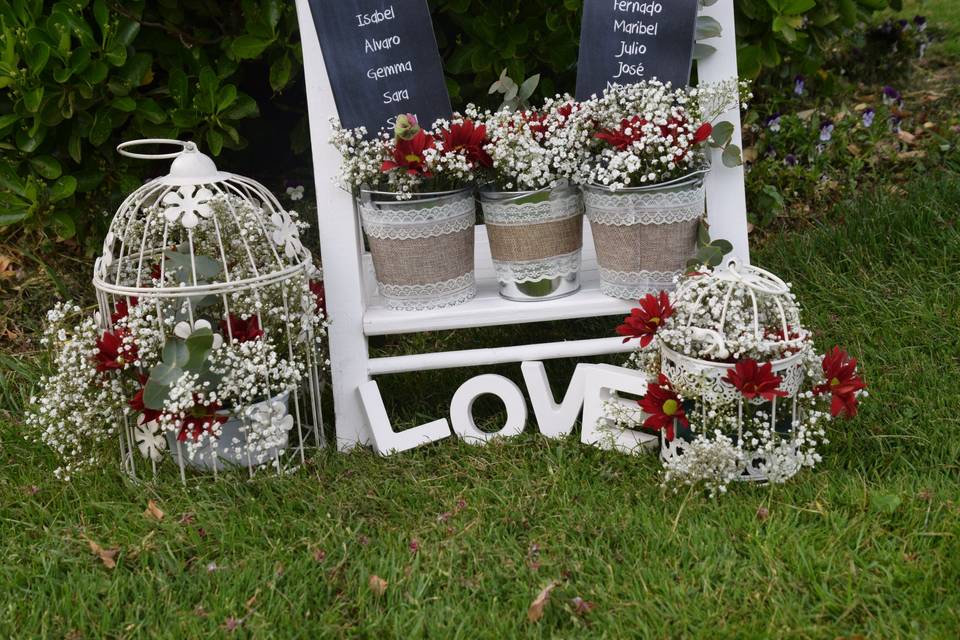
93, 139, 326, 482
656, 258, 813, 484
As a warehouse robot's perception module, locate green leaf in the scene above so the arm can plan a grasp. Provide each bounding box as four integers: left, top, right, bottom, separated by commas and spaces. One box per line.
162, 340, 190, 369
170, 109, 200, 128
711, 121, 735, 147
216, 84, 237, 111
196, 67, 217, 113
48, 175, 77, 202
870, 493, 901, 514
222, 94, 259, 120
206, 128, 223, 156
111, 96, 137, 112
49, 210, 76, 239
15, 127, 44, 153
88, 109, 113, 146
269, 54, 292, 92
168, 67, 189, 107
143, 378, 171, 410
695, 15, 722, 40
231, 35, 273, 60
782, 0, 816, 13
93, 0, 109, 34
722, 144, 743, 168
0, 209, 31, 226
83, 60, 109, 83
185, 328, 214, 369
0, 113, 18, 134
692, 42, 717, 60
67, 133, 82, 163
29, 155, 62, 179
25, 41, 49, 73
22, 86, 43, 112
136, 98, 166, 124
116, 19, 140, 46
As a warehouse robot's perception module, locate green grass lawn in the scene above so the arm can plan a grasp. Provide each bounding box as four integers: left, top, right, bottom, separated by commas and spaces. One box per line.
1, 172, 959, 638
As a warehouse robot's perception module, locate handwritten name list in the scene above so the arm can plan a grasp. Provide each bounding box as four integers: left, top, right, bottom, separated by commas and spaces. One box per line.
309, 0, 452, 136
575, 0, 699, 101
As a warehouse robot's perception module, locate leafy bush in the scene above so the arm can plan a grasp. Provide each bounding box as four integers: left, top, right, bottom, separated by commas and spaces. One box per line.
0, 0, 912, 249
0, 0, 301, 248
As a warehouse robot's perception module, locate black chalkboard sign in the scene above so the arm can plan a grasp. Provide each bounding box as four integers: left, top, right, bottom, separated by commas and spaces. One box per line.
575, 0, 700, 100
308, 0, 452, 136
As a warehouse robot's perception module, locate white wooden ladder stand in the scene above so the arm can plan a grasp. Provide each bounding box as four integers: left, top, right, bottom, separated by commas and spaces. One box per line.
293, 0, 750, 452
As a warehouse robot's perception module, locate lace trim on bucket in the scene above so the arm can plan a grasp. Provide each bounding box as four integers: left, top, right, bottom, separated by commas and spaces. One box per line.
482, 192, 583, 226
598, 268, 681, 299
361, 213, 473, 240
492, 249, 581, 283
584, 187, 705, 226
359, 196, 476, 240
378, 272, 477, 311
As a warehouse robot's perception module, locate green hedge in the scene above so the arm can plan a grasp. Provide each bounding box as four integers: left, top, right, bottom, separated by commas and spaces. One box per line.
0, 0, 898, 250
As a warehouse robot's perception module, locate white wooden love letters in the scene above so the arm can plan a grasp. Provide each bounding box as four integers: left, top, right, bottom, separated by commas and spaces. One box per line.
293, 0, 748, 451
358, 361, 655, 456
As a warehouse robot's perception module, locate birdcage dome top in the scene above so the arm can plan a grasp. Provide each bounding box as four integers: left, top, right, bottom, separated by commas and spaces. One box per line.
94, 140, 314, 299
660, 257, 808, 362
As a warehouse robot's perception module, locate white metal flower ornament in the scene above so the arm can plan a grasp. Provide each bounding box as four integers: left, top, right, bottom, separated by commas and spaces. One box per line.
162, 185, 214, 228
134, 416, 167, 462
271, 211, 305, 259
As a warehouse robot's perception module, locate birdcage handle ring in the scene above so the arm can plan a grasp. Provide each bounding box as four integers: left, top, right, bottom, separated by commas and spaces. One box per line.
117, 139, 197, 160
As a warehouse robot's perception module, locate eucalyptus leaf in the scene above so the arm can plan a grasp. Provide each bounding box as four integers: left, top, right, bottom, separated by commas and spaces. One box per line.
143, 378, 171, 411
162, 340, 190, 369
722, 144, 743, 168
149, 361, 183, 386
185, 328, 215, 370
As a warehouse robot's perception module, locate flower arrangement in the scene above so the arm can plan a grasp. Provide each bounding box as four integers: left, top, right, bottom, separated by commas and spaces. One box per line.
330, 113, 493, 199
581, 79, 750, 190
480, 96, 592, 191
28, 195, 327, 480
613, 260, 866, 495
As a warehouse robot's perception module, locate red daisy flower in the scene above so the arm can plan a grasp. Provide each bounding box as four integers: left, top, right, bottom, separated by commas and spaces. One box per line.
441, 119, 492, 168
724, 359, 789, 401
381, 129, 435, 177
95, 330, 137, 373
220, 314, 264, 343
595, 116, 648, 151
309, 280, 326, 316
177, 396, 228, 443
814, 347, 866, 418
616, 291, 673, 348
110, 298, 139, 325
692, 122, 713, 144
638, 374, 689, 442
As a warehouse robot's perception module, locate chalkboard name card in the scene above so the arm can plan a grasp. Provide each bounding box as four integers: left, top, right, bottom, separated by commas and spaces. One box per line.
308, 0, 452, 137
575, 0, 699, 101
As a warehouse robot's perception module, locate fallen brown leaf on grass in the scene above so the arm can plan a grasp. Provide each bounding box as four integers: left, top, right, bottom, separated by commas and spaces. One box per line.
85, 537, 119, 569
144, 500, 164, 521
570, 596, 596, 616
756, 506, 770, 521
527, 581, 560, 622
897, 130, 917, 144
368, 574, 388, 596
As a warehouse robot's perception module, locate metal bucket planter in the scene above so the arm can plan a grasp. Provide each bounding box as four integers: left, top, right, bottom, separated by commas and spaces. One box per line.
479, 184, 583, 301
358, 188, 477, 311
166, 392, 293, 473
583, 169, 707, 299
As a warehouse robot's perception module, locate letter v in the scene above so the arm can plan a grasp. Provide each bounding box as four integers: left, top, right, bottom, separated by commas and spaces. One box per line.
521, 361, 589, 439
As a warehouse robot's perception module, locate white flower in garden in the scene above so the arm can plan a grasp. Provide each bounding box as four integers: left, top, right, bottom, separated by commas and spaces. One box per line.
161, 186, 214, 228
174, 318, 224, 350
271, 211, 305, 259
134, 415, 167, 462
286, 185, 305, 201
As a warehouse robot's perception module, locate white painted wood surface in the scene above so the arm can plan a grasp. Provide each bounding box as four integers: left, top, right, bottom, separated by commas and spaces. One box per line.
294, 0, 748, 448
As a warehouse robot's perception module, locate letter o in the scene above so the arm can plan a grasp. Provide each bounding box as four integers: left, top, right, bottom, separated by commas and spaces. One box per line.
450, 375, 528, 445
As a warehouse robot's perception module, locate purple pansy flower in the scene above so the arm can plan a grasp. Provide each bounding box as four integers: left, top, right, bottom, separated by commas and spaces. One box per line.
785, 153, 798, 167
819, 120, 834, 143
889, 115, 902, 133
794, 75, 805, 97
914, 16, 927, 32
862, 108, 876, 128
765, 113, 782, 133
882, 86, 903, 107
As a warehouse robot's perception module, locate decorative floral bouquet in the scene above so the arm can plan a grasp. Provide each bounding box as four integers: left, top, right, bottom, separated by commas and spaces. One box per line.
28, 195, 327, 480
330, 112, 493, 199
612, 260, 866, 495
581, 79, 750, 189
479, 96, 592, 192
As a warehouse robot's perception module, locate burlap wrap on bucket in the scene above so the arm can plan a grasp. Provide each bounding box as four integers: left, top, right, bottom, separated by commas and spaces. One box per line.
358, 189, 477, 311
479, 186, 584, 300
584, 173, 705, 299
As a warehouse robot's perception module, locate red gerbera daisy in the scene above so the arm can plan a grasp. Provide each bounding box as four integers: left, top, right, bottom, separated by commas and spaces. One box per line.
441, 119, 492, 168
595, 116, 648, 151
381, 129, 435, 177
177, 396, 228, 443
110, 297, 139, 325
724, 359, 789, 401
616, 291, 673, 348
638, 374, 689, 442
95, 330, 137, 373
814, 347, 866, 418
691, 122, 713, 145
220, 314, 264, 343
